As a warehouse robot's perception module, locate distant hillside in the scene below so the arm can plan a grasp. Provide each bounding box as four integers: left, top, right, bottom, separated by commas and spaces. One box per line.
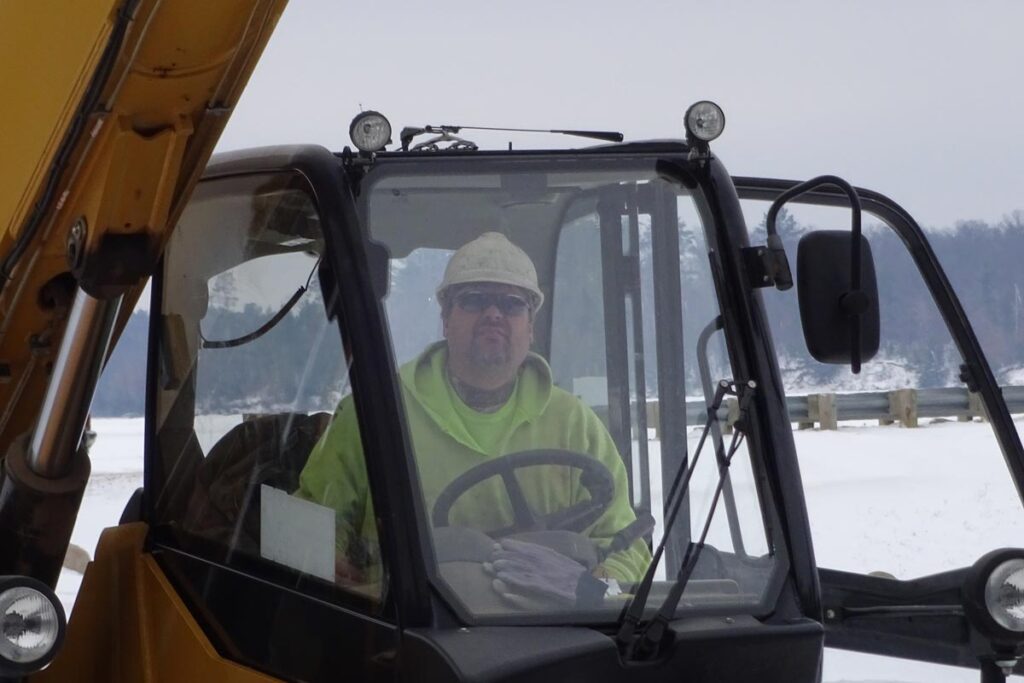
90, 212, 1024, 417
92, 311, 148, 417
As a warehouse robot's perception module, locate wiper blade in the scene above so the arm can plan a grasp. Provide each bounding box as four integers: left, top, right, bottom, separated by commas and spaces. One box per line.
614, 379, 731, 651
633, 386, 754, 659
454, 125, 623, 143
614, 379, 756, 661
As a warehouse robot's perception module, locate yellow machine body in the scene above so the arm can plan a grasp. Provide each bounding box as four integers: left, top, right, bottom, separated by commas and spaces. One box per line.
0, 0, 286, 446
33, 524, 278, 682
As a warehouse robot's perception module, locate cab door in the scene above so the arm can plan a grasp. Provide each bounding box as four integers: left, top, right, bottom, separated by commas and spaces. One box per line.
139, 147, 430, 682
734, 178, 1024, 680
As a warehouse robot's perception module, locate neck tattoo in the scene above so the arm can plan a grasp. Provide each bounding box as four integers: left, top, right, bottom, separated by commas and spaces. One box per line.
447, 367, 516, 413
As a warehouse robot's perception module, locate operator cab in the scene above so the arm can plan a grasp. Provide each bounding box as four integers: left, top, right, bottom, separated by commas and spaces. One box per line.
96, 106, 1024, 682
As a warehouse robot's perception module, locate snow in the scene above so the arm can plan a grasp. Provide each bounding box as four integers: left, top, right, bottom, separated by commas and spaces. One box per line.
57, 416, 1024, 682
54, 418, 144, 612
1004, 367, 1024, 386
779, 354, 924, 397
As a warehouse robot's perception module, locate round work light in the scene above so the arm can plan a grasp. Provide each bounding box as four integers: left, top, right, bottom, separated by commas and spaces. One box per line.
985, 558, 1024, 632
0, 579, 65, 673
684, 101, 726, 143
964, 549, 1024, 650
349, 111, 392, 153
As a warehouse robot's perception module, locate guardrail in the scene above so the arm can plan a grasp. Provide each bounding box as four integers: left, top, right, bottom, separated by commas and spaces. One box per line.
635, 385, 1024, 433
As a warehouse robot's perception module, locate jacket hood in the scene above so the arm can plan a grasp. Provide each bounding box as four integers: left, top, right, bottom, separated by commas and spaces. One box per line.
399, 341, 554, 453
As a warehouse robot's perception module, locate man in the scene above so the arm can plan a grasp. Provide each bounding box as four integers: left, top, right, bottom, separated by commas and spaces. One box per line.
297, 232, 650, 604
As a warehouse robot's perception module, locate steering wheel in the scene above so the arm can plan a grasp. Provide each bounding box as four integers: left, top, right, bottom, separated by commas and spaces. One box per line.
431, 449, 616, 537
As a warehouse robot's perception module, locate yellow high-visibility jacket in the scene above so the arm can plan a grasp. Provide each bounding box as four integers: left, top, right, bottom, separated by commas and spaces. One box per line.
297, 341, 651, 585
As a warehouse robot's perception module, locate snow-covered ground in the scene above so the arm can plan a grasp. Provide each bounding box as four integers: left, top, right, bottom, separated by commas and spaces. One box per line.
58, 416, 1023, 682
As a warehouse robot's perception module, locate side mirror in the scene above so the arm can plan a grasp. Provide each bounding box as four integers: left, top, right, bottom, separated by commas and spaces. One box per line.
796, 230, 880, 368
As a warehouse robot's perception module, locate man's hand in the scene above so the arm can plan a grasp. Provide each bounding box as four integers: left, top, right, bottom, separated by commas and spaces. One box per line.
484, 538, 608, 608
335, 554, 366, 586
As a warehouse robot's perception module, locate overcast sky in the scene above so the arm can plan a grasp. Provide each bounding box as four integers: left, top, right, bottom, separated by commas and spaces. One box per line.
216, 0, 1023, 231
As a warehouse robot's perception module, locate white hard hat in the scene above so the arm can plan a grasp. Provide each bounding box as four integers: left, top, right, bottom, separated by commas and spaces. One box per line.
437, 232, 544, 310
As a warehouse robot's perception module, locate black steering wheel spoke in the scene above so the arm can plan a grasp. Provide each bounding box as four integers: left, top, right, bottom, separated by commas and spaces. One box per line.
431, 449, 616, 537
499, 466, 541, 532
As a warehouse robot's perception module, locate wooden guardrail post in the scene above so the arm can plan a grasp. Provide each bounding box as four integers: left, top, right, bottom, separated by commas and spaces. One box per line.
968, 390, 988, 422
888, 388, 918, 428
958, 392, 975, 422
820, 394, 837, 430
806, 393, 837, 430
646, 401, 661, 439
795, 396, 814, 429
805, 394, 818, 429
683, 384, 1020, 433
722, 397, 739, 434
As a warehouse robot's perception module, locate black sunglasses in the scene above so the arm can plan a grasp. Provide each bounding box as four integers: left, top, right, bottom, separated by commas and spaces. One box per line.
454, 291, 531, 316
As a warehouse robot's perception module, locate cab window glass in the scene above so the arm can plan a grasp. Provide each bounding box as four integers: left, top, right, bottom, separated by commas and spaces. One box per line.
550, 192, 772, 565
744, 201, 1024, 578
932, 213, 1024, 448
152, 172, 390, 658
365, 161, 780, 623
552, 189, 774, 565
385, 247, 453, 365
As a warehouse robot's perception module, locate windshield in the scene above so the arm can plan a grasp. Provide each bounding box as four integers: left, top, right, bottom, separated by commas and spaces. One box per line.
358, 155, 782, 622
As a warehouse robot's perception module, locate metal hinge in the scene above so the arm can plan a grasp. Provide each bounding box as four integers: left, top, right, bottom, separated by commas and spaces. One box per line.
742, 236, 793, 290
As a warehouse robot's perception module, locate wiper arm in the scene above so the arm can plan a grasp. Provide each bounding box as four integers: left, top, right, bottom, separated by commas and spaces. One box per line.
614, 379, 748, 656
697, 317, 747, 557
629, 381, 755, 661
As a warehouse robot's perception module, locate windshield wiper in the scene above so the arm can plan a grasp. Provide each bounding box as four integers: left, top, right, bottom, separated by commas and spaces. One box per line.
614, 379, 756, 662
400, 124, 623, 151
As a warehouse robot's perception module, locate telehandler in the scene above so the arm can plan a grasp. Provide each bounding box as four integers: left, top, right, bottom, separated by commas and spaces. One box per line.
1, 3, 1023, 682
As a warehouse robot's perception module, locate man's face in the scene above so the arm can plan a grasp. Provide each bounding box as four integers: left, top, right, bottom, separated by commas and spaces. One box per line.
443, 283, 534, 382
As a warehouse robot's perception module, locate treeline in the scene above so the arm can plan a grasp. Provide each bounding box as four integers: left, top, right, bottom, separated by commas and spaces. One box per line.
755, 210, 1024, 389
91, 212, 1024, 416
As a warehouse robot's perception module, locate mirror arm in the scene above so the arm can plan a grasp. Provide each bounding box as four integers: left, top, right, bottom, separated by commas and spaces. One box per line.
766, 175, 864, 373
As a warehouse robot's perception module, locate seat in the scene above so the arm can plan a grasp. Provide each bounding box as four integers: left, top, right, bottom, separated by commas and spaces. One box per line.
181, 412, 331, 556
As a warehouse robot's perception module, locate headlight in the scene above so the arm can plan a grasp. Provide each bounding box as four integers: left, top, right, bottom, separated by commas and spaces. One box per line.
985, 558, 1024, 632
965, 549, 1024, 649
684, 101, 726, 143
0, 577, 65, 675
349, 111, 392, 153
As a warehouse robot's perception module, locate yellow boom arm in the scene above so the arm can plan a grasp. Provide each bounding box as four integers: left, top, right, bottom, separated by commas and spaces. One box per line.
0, 0, 286, 448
